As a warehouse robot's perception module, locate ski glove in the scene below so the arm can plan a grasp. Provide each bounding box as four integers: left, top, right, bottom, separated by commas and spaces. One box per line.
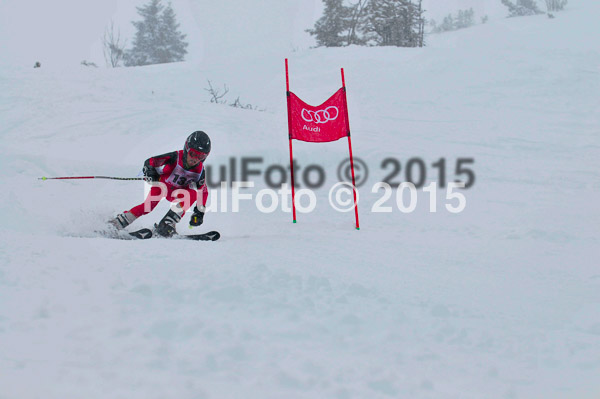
143, 165, 160, 182
190, 207, 204, 227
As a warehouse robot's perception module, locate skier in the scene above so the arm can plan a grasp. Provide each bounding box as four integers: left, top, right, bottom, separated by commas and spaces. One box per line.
109, 131, 211, 237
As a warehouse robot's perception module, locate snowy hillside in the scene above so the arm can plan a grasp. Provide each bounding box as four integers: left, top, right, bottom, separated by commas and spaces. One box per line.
1, 1, 599, 399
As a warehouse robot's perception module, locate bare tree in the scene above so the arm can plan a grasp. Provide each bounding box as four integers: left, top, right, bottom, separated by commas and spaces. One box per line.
417, 0, 425, 47
501, 0, 542, 17
103, 21, 126, 67
205, 80, 229, 104
346, 0, 369, 45
545, 0, 567, 12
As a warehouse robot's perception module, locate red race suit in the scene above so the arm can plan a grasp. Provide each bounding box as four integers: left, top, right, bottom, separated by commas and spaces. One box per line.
128, 150, 209, 218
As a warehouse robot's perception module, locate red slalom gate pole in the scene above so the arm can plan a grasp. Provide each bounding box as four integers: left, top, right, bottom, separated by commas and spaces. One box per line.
341, 68, 360, 230
285, 59, 297, 223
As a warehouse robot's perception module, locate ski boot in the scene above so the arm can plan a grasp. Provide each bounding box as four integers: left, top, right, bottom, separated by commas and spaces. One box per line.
108, 212, 137, 230
155, 209, 181, 238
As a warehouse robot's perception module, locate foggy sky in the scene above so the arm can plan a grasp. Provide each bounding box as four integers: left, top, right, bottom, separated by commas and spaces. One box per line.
0, 0, 507, 68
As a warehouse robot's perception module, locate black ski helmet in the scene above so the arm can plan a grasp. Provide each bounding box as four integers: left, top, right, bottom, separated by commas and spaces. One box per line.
183, 131, 211, 168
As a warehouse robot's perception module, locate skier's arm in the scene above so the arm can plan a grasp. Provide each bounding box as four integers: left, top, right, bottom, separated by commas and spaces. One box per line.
190, 170, 208, 227
190, 193, 206, 226
143, 151, 177, 182
194, 168, 209, 208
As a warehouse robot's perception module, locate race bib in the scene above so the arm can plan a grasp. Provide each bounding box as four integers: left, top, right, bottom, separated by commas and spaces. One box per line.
165, 164, 203, 188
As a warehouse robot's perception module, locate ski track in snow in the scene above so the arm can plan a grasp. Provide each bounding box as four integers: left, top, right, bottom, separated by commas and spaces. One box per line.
1, 2, 600, 398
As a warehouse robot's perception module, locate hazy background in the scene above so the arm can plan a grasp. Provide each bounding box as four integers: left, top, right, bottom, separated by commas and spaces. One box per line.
0, 0, 508, 67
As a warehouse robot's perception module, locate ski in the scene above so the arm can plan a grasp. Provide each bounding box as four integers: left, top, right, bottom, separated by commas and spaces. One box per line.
127, 228, 220, 241
176, 231, 220, 241
129, 228, 153, 239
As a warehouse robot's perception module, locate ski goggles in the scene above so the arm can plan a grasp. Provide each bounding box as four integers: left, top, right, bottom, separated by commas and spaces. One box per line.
186, 147, 208, 162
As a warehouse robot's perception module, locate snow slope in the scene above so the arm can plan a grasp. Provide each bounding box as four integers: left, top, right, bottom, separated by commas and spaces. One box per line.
1, 2, 599, 398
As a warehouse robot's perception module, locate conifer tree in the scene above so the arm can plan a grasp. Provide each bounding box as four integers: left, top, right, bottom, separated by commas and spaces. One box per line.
124, 0, 188, 66
364, 0, 423, 47
307, 0, 424, 48
306, 0, 350, 47
156, 3, 188, 63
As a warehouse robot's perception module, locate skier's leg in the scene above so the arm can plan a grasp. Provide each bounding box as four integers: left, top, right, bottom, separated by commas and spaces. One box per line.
155, 209, 181, 237
155, 188, 198, 237
108, 212, 137, 230
109, 184, 166, 230
129, 184, 168, 217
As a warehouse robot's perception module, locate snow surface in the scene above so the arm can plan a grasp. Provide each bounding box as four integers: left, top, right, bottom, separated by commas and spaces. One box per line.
1, 2, 599, 398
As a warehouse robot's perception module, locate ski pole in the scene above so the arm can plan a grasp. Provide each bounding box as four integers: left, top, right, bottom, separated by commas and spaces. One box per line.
39, 176, 144, 181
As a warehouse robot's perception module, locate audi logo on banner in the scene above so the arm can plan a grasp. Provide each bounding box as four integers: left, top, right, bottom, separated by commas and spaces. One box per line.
301, 106, 339, 124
